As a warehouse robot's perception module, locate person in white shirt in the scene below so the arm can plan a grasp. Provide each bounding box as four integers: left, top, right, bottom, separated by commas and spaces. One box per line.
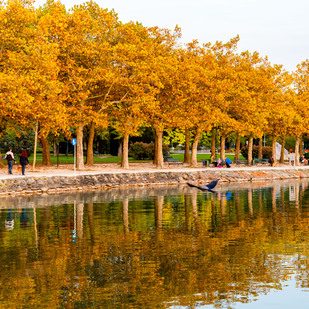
289, 152, 295, 166
4, 148, 15, 174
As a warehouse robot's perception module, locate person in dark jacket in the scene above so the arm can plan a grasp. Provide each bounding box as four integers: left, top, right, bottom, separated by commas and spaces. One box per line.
19, 151, 29, 175
268, 156, 276, 167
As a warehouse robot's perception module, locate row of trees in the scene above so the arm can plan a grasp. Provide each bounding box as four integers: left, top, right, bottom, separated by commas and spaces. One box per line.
1, 0, 309, 169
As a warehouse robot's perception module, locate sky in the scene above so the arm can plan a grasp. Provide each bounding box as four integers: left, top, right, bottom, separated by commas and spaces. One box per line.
33, 0, 309, 72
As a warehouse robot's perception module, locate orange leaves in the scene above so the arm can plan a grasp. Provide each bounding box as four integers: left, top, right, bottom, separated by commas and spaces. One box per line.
0, 0, 308, 148
0, 0, 67, 134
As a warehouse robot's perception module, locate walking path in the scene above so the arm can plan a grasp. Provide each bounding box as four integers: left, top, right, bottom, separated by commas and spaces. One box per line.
1, 163, 308, 180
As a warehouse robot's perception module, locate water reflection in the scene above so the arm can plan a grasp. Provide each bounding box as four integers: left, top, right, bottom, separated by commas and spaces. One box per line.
0, 180, 309, 308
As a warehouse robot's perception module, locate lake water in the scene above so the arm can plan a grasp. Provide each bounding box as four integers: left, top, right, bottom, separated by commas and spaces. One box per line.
0, 180, 309, 308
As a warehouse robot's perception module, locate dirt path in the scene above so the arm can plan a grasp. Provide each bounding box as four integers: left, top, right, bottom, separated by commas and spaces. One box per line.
0, 161, 308, 179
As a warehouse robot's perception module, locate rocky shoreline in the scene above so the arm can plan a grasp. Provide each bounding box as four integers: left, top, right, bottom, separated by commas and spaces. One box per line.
1, 167, 309, 196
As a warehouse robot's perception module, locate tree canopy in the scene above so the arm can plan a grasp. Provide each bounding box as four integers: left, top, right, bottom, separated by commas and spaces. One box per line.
1, 0, 308, 167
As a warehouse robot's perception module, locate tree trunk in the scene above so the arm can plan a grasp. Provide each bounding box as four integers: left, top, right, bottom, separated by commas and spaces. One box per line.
40, 135, 51, 165
248, 136, 253, 165
220, 132, 226, 160
280, 135, 286, 163
153, 133, 158, 165
155, 129, 164, 168
121, 132, 129, 168
76, 203, 84, 238
184, 128, 190, 164
76, 124, 84, 169
272, 135, 277, 159
211, 128, 216, 158
87, 203, 95, 243
85, 122, 95, 165
190, 128, 201, 167
235, 133, 240, 161
155, 195, 164, 229
300, 135, 303, 155
122, 198, 129, 233
295, 135, 300, 166
32, 121, 38, 170
0, 151, 3, 168
117, 141, 122, 156
53, 138, 57, 156
258, 138, 263, 159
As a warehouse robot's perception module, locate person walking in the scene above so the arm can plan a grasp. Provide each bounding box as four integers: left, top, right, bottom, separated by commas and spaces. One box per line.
289, 152, 295, 166
4, 148, 15, 174
19, 151, 29, 176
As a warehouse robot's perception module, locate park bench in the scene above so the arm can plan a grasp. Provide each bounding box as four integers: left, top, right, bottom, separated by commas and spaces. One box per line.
253, 158, 269, 165
164, 156, 183, 166
202, 159, 210, 167
235, 159, 249, 165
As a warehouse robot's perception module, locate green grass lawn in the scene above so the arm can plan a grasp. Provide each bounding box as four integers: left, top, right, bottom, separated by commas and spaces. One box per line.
27, 153, 105, 164
169, 153, 239, 161
27, 153, 154, 164
27, 152, 241, 165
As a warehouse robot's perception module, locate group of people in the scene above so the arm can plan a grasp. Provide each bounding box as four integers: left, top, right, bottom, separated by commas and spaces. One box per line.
300, 155, 308, 164
213, 154, 308, 167
4, 148, 29, 175
271, 152, 309, 166
210, 155, 232, 168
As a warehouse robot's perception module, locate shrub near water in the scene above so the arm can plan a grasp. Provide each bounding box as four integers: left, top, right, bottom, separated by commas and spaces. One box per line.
241, 145, 272, 159
129, 142, 169, 160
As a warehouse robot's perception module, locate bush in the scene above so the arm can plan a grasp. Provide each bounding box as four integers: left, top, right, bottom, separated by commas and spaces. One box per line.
241, 145, 272, 159
129, 142, 153, 160
129, 142, 169, 160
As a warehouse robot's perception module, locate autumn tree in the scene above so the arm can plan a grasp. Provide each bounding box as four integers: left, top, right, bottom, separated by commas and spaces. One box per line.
0, 0, 67, 168
141, 27, 181, 168
204, 37, 241, 161
105, 22, 165, 168
264, 69, 295, 162
46, 1, 119, 169
229, 52, 275, 165
174, 39, 240, 166
291, 60, 309, 165
181, 43, 220, 167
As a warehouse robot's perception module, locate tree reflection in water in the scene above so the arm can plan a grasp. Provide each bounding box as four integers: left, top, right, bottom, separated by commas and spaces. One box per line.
0, 180, 309, 308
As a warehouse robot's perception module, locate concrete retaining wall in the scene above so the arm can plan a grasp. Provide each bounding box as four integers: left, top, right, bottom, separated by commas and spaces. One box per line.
1, 168, 309, 196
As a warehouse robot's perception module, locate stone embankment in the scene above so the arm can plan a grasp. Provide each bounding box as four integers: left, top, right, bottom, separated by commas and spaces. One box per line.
1, 167, 309, 196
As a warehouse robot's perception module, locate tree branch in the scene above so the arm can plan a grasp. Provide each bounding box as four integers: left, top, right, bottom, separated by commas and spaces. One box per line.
99, 92, 128, 113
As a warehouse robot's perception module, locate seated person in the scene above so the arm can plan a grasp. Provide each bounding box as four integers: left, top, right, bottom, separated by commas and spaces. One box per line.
300, 155, 308, 164
268, 156, 276, 167
217, 158, 224, 168
210, 155, 214, 164
225, 157, 232, 168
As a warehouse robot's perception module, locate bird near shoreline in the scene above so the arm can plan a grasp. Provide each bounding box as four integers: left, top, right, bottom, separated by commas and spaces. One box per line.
187, 179, 219, 193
